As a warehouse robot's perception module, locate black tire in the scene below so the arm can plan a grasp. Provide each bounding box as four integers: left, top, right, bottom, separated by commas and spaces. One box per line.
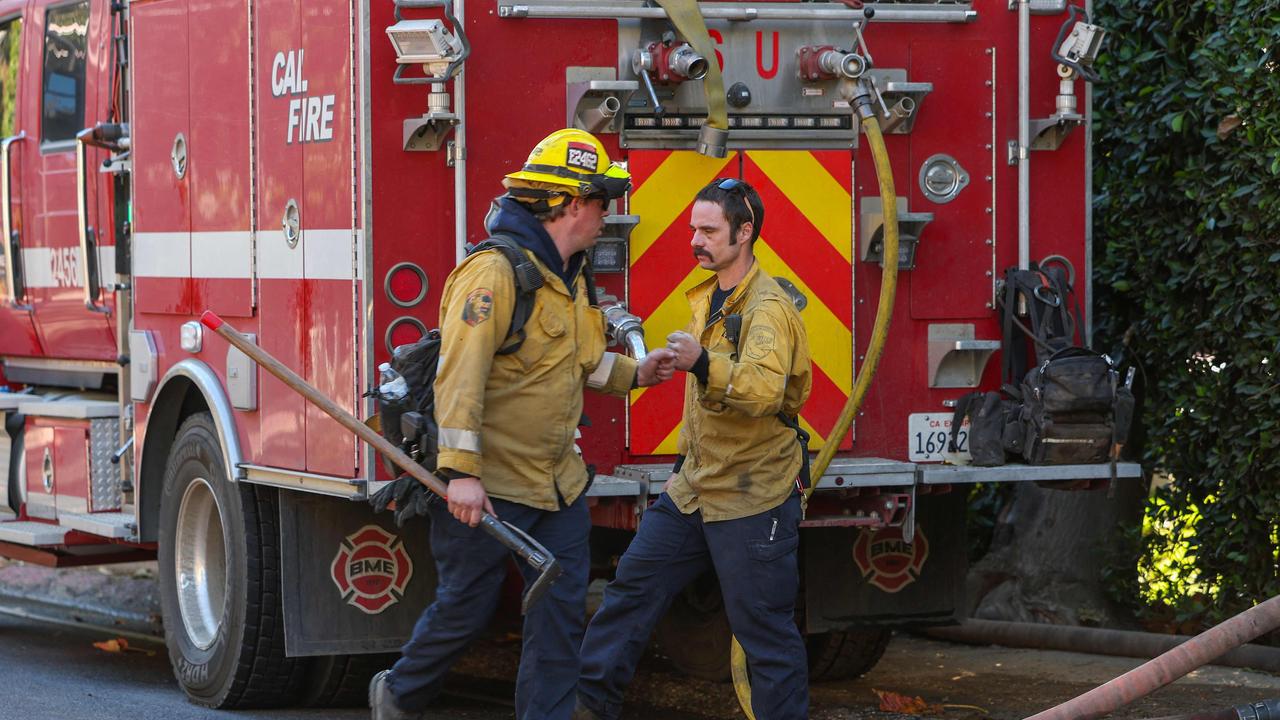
158, 413, 307, 708
805, 627, 891, 681
654, 573, 733, 682
301, 652, 399, 707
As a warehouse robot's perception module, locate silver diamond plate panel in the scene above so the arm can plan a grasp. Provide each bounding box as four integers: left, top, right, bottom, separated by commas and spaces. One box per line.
90, 418, 123, 511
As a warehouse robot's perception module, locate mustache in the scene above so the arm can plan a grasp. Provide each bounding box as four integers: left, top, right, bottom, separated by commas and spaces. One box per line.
693, 249, 714, 261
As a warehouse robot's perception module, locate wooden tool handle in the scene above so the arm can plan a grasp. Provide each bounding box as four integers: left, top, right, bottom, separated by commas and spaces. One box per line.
199, 311, 450, 499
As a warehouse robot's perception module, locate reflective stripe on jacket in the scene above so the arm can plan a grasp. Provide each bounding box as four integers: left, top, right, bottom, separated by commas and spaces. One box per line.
434, 248, 637, 511
666, 261, 813, 522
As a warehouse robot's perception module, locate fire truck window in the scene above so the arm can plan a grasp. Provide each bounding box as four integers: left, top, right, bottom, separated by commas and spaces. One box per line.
40, 1, 88, 146
0, 18, 20, 138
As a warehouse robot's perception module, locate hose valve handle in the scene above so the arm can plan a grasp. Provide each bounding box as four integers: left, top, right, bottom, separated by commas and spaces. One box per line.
632, 49, 666, 117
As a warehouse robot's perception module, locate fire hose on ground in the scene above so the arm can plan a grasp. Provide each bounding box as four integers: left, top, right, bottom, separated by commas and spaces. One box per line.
1022, 594, 1280, 720
925, 618, 1280, 673
729, 87, 902, 720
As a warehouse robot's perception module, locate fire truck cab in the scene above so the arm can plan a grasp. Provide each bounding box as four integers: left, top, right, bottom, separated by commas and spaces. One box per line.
0, 0, 1137, 709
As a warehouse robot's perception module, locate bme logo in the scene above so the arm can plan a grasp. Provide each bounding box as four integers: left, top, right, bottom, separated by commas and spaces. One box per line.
330, 525, 413, 614
565, 141, 599, 172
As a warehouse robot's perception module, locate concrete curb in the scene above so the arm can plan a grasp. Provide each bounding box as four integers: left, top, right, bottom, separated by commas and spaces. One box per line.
0, 561, 163, 638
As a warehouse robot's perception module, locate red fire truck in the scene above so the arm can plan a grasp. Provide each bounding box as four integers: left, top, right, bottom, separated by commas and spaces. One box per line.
0, 0, 1134, 709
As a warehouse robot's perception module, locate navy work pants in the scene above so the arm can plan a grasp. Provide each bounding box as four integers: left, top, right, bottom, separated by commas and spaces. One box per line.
578, 492, 808, 720
388, 494, 590, 720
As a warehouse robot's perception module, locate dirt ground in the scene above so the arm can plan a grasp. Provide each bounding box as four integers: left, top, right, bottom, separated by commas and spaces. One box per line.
444, 632, 1280, 719
3, 559, 1278, 718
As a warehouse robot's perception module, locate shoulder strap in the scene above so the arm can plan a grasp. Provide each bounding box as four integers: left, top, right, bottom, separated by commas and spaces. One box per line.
724, 311, 811, 489
581, 259, 599, 307
468, 235, 544, 355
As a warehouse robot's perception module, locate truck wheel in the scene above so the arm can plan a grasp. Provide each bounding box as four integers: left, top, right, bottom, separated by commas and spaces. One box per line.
158, 413, 306, 708
655, 573, 732, 682
301, 652, 399, 707
805, 627, 891, 681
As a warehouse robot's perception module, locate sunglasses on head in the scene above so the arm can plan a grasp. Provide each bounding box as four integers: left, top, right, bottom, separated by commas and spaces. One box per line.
713, 178, 755, 228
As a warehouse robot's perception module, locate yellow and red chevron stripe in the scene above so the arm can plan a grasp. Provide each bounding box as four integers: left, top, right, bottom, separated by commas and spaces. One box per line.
627, 149, 855, 455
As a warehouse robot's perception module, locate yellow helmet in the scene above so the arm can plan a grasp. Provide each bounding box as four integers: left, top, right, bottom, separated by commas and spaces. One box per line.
503, 129, 631, 204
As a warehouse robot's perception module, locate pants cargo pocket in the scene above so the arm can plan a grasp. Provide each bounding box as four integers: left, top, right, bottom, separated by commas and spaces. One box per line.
743, 533, 800, 613
746, 532, 799, 562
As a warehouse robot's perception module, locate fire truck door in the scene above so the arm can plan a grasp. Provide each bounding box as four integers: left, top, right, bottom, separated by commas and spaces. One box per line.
297, 0, 357, 477
0, 10, 41, 357
253, 0, 357, 476
904, 42, 999, 321
21, 0, 115, 360
131, 0, 191, 317
254, 0, 307, 471
626, 150, 855, 454
186, 0, 252, 320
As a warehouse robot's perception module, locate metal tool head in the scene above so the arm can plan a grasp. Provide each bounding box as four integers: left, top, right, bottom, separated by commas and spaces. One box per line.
520, 558, 563, 615
483, 517, 564, 614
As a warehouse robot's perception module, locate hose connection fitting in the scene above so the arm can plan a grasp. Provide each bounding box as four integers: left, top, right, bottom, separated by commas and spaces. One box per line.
696, 125, 729, 159
635, 41, 708, 85
843, 77, 881, 122
601, 302, 648, 360
797, 45, 866, 82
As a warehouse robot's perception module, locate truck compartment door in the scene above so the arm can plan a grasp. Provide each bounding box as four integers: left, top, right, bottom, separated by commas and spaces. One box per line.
131, 0, 192, 316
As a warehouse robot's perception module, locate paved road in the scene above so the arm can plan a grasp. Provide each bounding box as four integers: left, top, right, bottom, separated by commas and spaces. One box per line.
0, 608, 707, 720
0, 611, 375, 720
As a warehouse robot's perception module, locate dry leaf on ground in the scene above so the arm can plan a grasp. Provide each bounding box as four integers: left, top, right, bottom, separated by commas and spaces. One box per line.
93, 638, 129, 653
873, 688, 944, 715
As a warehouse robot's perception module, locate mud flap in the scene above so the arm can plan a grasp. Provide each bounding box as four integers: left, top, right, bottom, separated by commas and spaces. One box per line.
803, 492, 966, 633
278, 490, 436, 656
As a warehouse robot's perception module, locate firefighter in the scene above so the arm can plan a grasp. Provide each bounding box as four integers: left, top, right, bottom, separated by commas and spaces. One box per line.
575, 179, 813, 720
369, 129, 677, 720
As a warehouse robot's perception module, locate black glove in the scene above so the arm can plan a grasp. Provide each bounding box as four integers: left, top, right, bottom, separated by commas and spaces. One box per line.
369, 474, 435, 527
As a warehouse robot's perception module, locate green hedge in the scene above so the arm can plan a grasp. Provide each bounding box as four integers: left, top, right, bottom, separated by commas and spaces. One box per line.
1093, 0, 1280, 624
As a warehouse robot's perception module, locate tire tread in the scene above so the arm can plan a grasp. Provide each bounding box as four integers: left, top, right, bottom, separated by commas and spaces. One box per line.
806, 628, 891, 682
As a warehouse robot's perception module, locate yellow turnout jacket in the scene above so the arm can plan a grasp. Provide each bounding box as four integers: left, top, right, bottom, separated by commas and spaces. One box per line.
434, 248, 637, 510
667, 261, 813, 521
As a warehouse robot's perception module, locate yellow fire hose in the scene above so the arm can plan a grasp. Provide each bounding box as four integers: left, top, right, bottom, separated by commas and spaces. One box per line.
654, 0, 729, 157
730, 110, 901, 718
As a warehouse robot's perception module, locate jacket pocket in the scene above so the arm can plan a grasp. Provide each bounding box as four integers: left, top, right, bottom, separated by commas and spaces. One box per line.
746, 532, 799, 562
576, 303, 607, 374
506, 305, 555, 371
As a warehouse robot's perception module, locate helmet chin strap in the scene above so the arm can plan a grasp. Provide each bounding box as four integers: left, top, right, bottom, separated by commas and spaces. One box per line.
503, 187, 573, 213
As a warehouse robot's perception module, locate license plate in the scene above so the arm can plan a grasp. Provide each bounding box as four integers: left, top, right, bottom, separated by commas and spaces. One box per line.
908, 413, 969, 463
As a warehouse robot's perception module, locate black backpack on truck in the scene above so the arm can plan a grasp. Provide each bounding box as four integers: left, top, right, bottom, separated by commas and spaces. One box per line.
949, 264, 1134, 467
1019, 346, 1120, 465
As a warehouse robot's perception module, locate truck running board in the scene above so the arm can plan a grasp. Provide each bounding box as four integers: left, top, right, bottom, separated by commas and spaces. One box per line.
0, 521, 69, 546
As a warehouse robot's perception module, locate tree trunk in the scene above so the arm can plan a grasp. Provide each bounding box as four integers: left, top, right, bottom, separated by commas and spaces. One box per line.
967, 478, 1146, 627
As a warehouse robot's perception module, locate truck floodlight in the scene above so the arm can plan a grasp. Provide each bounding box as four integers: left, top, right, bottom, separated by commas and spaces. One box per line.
386, 19, 462, 77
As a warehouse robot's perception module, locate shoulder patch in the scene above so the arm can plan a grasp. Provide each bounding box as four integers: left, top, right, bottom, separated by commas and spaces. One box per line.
744, 325, 777, 360
462, 288, 494, 326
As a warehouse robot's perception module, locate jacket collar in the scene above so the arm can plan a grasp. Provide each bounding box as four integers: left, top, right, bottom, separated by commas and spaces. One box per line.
485, 196, 584, 292
687, 258, 762, 318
